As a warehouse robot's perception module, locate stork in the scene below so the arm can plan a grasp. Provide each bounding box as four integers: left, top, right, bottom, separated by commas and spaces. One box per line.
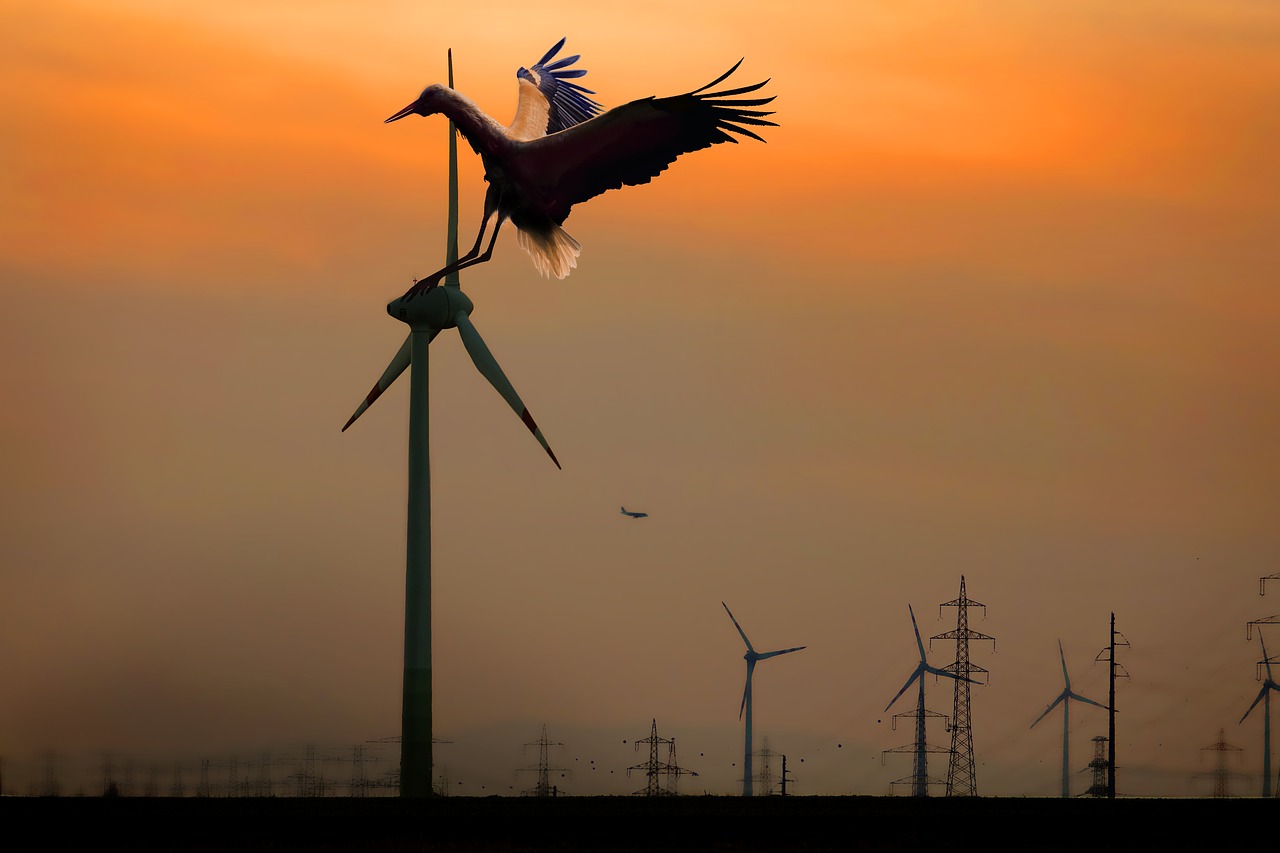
386, 42, 776, 299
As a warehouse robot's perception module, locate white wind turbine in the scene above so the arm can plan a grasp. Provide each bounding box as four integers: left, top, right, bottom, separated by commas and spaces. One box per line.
344, 52, 559, 797
1030, 639, 1107, 798
722, 601, 804, 797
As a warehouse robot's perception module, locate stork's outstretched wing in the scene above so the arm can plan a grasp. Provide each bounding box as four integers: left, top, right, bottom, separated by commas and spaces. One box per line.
511, 38, 603, 139
520, 60, 776, 223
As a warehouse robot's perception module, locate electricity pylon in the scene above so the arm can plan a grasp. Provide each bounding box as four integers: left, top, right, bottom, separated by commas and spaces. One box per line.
519, 725, 568, 797
933, 576, 994, 796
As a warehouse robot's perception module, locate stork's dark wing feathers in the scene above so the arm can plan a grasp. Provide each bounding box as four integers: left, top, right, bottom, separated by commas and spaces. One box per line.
525, 38, 604, 134
521, 63, 775, 223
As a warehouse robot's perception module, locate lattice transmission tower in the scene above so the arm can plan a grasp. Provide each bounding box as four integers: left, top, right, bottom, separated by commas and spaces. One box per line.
626, 719, 698, 795
933, 575, 994, 796
519, 725, 568, 797
1083, 735, 1109, 797
881, 703, 950, 797
1198, 728, 1244, 798
754, 737, 778, 796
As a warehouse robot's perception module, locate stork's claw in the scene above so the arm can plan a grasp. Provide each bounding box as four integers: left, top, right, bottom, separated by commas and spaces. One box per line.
401, 277, 439, 302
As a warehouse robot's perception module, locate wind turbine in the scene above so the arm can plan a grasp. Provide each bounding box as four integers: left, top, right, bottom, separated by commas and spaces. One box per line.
343, 52, 559, 797
1029, 640, 1107, 798
1240, 628, 1279, 797
722, 602, 804, 797
884, 604, 965, 797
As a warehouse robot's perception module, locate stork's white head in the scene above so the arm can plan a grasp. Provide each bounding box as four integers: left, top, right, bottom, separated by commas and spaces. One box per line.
385, 84, 448, 123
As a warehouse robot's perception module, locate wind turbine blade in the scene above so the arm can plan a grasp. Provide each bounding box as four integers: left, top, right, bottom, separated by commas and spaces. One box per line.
1261, 630, 1275, 681
739, 658, 755, 720
1066, 690, 1107, 711
924, 663, 972, 684
454, 312, 560, 468
885, 666, 923, 712
909, 605, 927, 663
342, 334, 417, 431
1241, 685, 1270, 723
758, 645, 806, 659
722, 602, 755, 653
1058, 639, 1071, 690
1030, 692, 1067, 729
444, 48, 460, 288
931, 660, 977, 686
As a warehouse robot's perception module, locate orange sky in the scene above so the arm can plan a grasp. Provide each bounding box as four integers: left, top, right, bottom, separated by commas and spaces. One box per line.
2, 1, 1280, 797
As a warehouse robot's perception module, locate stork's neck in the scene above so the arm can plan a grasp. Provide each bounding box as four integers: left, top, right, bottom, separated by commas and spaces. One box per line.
436, 88, 509, 157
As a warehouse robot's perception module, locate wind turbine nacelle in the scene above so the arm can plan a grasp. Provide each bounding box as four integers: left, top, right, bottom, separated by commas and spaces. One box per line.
387, 285, 474, 331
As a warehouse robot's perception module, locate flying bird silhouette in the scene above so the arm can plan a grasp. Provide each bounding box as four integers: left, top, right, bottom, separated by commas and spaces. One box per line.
386, 41, 776, 300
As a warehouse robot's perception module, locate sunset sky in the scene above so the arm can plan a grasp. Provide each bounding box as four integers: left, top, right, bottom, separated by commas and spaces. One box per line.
3, 1, 1279, 797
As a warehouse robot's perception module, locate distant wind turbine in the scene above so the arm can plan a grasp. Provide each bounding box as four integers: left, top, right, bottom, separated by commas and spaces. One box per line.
1239, 628, 1279, 797
1029, 640, 1107, 798
884, 604, 967, 797
722, 602, 804, 797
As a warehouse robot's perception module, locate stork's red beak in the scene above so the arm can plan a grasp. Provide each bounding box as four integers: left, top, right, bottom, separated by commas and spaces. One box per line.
385, 101, 419, 123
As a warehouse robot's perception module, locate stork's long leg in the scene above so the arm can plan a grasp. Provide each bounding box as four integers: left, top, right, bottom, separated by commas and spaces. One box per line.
451, 216, 505, 273
401, 185, 503, 301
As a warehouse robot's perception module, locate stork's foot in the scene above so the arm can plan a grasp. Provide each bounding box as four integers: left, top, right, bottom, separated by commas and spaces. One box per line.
401, 276, 440, 302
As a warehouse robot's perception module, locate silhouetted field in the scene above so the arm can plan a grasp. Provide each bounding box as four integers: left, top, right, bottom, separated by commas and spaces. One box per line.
3, 795, 1269, 850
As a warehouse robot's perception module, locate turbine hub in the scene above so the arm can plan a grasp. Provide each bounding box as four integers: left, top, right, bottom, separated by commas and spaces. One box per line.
387, 285, 474, 332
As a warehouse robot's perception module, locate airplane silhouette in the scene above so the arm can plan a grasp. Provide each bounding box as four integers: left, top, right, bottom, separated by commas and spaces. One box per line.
620, 506, 648, 519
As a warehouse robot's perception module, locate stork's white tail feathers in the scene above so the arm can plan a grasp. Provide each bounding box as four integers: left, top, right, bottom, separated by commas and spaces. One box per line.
517, 223, 581, 279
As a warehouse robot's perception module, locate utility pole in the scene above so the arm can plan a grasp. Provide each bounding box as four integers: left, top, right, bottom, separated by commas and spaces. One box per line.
933, 575, 994, 796
1095, 612, 1129, 798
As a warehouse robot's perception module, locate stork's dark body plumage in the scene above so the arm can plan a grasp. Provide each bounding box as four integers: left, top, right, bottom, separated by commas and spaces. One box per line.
387, 41, 776, 299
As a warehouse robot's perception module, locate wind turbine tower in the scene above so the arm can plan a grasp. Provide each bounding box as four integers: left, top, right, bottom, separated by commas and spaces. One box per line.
1029, 640, 1107, 797
882, 604, 963, 797
722, 602, 805, 797
1240, 628, 1279, 797
932, 576, 994, 797
344, 52, 560, 797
